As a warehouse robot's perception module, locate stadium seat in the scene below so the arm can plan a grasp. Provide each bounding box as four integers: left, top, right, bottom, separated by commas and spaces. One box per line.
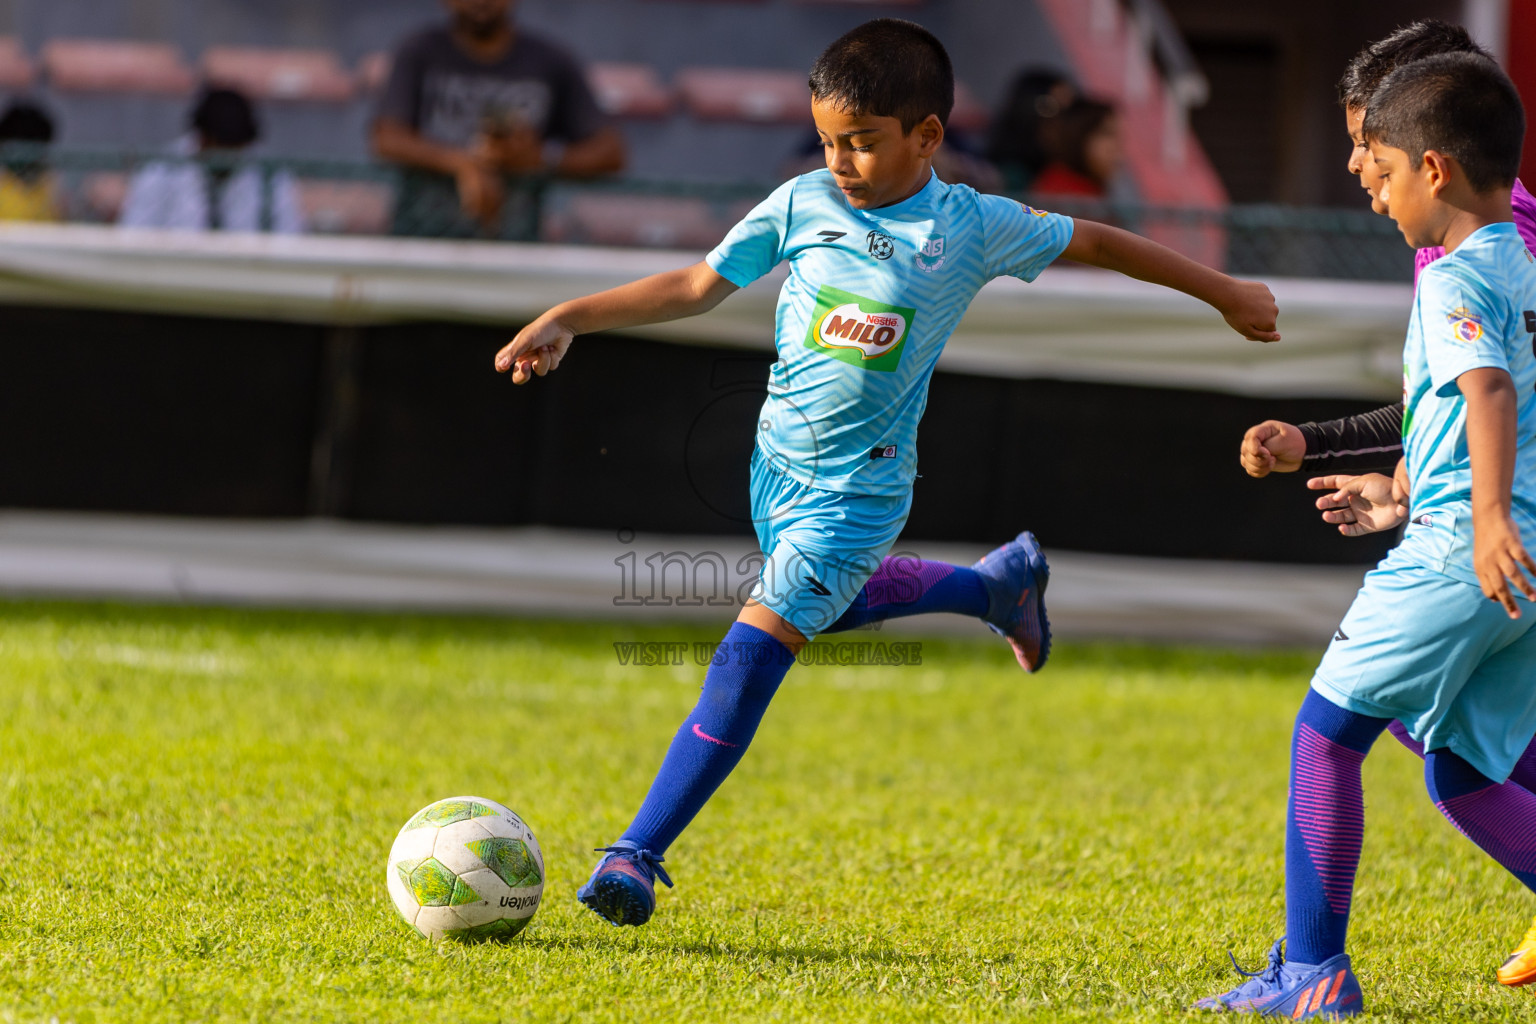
202, 47, 355, 103
546, 193, 734, 250
0, 37, 36, 90
356, 51, 392, 94
588, 63, 674, 119
42, 39, 195, 95
675, 68, 810, 124
296, 179, 392, 235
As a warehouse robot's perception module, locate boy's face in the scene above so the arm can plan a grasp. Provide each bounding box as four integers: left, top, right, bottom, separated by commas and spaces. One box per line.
811, 99, 943, 210
1345, 105, 1390, 215
1369, 140, 1447, 248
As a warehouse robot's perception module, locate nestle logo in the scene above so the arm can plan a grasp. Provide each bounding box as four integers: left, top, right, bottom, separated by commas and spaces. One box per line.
867, 315, 900, 327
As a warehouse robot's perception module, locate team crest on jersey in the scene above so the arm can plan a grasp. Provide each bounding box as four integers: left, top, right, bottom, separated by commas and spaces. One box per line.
915, 234, 947, 272
1447, 306, 1484, 344
803, 284, 915, 372
866, 231, 894, 260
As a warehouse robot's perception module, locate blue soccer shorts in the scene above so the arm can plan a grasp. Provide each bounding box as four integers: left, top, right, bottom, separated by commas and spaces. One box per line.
1311, 545, 1536, 783
747, 445, 912, 641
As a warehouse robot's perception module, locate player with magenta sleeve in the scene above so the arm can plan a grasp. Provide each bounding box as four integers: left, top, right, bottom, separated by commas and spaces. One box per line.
1198, 54, 1536, 1018
494, 19, 1279, 930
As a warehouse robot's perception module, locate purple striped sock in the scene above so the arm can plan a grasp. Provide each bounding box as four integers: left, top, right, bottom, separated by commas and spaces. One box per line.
1285, 690, 1390, 965
1426, 749, 1536, 892
823, 555, 989, 632
1387, 718, 1426, 758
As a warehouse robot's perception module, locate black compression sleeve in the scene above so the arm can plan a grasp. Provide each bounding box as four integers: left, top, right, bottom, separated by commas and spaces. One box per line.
1296, 402, 1404, 475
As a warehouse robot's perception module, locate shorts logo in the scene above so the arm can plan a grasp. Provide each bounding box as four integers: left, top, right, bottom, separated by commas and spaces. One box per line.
804, 575, 832, 597
869, 444, 897, 460
1447, 307, 1484, 344
804, 284, 916, 372
866, 230, 894, 260
1333, 628, 1349, 642
915, 234, 946, 272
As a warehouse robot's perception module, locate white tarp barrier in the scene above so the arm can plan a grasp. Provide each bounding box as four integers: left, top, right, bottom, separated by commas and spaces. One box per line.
0, 222, 1409, 399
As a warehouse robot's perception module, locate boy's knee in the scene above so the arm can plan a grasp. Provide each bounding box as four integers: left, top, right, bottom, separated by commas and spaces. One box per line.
1424, 747, 1495, 803
1294, 687, 1390, 752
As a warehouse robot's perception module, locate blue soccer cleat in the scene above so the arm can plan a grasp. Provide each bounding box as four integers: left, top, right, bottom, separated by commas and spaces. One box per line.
1194, 938, 1363, 1018
972, 530, 1052, 672
576, 842, 673, 927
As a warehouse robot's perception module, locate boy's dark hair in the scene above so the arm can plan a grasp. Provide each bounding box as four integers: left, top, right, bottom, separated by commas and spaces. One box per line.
0, 100, 55, 144
1362, 52, 1525, 193
1338, 19, 1491, 110
809, 18, 953, 132
191, 87, 260, 149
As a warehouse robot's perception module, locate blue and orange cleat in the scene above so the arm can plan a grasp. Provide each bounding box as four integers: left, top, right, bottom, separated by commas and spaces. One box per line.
1498, 916, 1536, 986
576, 842, 673, 927
1195, 938, 1362, 1018
973, 530, 1051, 672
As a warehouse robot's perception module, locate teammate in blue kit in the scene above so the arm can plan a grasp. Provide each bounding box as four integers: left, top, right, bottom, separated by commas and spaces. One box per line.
1198, 54, 1536, 1018
495, 19, 1279, 928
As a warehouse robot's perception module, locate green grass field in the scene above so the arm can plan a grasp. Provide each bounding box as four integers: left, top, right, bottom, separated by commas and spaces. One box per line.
2, 600, 1533, 1023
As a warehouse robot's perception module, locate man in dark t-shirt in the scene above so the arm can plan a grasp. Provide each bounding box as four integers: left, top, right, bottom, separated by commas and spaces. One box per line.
371, 0, 625, 239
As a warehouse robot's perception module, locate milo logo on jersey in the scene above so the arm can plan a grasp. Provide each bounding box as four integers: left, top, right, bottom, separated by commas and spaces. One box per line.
804, 285, 916, 372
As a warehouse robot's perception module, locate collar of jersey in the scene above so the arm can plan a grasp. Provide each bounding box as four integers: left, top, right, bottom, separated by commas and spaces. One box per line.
858, 170, 940, 220
1452, 220, 1520, 256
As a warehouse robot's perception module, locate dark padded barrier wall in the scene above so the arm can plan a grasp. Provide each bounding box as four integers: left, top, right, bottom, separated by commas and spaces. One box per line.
0, 305, 1396, 565
0, 306, 325, 516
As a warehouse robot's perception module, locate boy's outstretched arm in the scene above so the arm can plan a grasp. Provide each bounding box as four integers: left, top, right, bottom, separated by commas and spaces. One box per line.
1461, 366, 1536, 616
495, 262, 739, 384
1061, 220, 1280, 342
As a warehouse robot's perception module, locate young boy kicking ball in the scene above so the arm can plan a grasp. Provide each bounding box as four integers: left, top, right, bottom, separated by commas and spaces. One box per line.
1198, 53, 1536, 1018
496, 19, 1279, 928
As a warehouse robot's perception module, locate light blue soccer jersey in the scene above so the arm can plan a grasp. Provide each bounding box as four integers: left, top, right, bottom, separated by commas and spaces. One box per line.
706, 169, 1074, 497
1398, 222, 1536, 584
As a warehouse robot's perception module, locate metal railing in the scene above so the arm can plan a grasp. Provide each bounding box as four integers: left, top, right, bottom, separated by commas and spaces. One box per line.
0, 144, 1415, 282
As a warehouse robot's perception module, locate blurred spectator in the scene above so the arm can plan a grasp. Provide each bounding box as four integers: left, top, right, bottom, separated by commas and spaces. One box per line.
120, 87, 304, 232
988, 69, 1076, 191
371, 0, 626, 239
0, 100, 62, 222
1031, 98, 1123, 199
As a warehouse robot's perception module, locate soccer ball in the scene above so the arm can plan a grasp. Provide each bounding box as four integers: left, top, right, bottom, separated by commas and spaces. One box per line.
386, 796, 545, 941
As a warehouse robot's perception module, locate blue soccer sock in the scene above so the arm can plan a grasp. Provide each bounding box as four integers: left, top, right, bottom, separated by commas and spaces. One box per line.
823, 555, 989, 632
1392, 717, 1536, 792
1426, 748, 1536, 893
1285, 689, 1390, 966
617, 622, 794, 856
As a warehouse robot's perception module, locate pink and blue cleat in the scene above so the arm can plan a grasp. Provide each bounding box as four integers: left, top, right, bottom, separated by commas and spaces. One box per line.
973, 530, 1051, 672
1195, 938, 1363, 1018
576, 842, 673, 927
